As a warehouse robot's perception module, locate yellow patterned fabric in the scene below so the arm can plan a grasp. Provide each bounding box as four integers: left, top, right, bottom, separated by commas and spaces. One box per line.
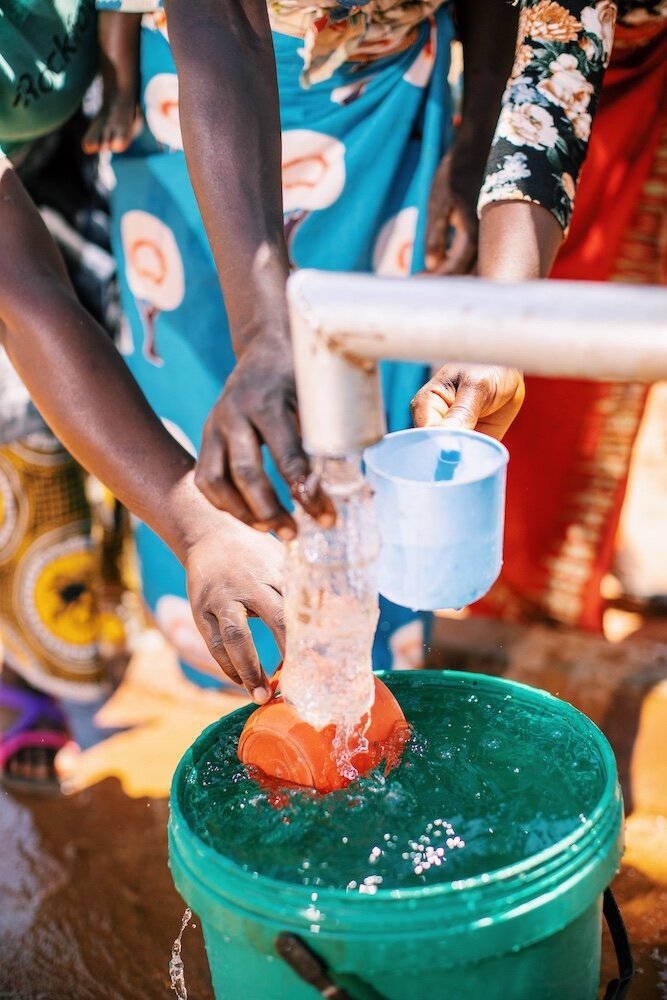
0, 431, 111, 700
267, 0, 444, 84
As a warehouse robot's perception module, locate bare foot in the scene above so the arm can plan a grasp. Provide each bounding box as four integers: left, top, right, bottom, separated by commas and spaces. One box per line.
83, 93, 138, 155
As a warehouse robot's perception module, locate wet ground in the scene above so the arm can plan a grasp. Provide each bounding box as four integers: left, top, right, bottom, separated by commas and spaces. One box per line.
2, 388, 667, 1000
0, 640, 229, 1000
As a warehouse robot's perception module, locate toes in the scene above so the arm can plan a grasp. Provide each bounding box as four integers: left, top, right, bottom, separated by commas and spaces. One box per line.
33, 748, 52, 784
109, 127, 133, 153
82, 120, 104, 153
5, 745, 57, 785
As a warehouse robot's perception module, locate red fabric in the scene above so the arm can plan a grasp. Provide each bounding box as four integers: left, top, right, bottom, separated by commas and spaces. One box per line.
474, 22, 667, 630
553, 20, 667, 283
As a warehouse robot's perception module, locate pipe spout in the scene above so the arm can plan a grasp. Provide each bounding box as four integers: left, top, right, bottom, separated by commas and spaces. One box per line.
288, 270, 667, 458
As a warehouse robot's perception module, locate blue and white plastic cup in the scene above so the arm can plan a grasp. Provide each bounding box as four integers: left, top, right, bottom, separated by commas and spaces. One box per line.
364, 427, 509, 611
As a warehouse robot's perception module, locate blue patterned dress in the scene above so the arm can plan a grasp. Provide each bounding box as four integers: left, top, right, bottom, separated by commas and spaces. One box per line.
97, 0, 665, 686
100, 4, 453, 684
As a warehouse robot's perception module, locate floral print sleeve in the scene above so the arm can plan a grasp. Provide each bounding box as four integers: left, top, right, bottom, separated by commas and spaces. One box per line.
478, 0, 618, 233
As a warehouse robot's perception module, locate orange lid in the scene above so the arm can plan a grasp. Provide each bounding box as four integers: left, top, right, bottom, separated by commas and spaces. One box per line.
238, 674, 409, 793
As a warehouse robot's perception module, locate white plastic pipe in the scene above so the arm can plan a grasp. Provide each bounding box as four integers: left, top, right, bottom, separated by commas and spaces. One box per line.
288, 270, 667, 457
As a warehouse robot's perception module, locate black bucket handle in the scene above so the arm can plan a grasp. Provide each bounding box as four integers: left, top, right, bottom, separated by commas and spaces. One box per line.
276, 933, 354, 999
276, 887, 634, 1000
602, 888, 634, 1000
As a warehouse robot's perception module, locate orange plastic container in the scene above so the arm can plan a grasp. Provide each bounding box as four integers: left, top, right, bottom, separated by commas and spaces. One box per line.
238, 674, 409, 793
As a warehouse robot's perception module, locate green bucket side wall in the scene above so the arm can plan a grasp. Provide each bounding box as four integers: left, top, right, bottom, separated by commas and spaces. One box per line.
170, 828, 606, 999
197, 900, 603, 1000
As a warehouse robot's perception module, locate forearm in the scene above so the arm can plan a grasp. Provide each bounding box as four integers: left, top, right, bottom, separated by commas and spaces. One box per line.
164, 0, 290, 352
452, 0, 519, 184
4, 295, 199, 558
479, 0, 616, 236
0, 168, 212, 562
478, 201, 562, 281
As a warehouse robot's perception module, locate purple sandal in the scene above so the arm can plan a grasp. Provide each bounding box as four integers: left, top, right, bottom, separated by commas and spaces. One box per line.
0, 683, 70, 795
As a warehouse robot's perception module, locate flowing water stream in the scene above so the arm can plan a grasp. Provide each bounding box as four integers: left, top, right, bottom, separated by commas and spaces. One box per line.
280, 456, 382, 778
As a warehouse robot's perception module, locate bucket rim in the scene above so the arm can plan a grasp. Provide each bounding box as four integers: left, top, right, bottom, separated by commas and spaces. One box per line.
169, 670, 621, 911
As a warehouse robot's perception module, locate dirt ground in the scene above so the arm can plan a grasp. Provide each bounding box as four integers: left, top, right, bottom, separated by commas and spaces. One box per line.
2, 387, 667, 1000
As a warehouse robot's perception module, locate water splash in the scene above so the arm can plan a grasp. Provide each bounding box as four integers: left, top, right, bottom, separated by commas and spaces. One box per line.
332, 720, 370, 782
169, 908, 192, 999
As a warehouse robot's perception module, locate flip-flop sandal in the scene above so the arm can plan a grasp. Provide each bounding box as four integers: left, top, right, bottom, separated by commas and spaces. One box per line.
0, 683, 70, 796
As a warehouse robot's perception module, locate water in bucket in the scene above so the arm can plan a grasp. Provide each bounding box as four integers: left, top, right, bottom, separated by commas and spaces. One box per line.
180, 674, 606, 890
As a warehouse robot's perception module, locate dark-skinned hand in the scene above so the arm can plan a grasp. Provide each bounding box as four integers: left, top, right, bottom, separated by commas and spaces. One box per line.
424, 148, 480, 276
184, 511, 286, 702
411, 363, 525, 440
195, 333, 335, 540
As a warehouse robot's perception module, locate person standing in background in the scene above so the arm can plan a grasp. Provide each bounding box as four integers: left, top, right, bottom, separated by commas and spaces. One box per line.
0, 1, 116, 793
470, 10, 667, 632
0, 0, 286, 791
93, 0, 521, 683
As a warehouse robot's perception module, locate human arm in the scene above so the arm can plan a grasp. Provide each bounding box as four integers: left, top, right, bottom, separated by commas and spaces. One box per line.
163, 0, 287, 357
163, 0, 332, 536
478, 0, 618, 269
415, 0, 615, 432
83, 10, 141, 154
425, 0, 519, 275
0, 162, 282, 701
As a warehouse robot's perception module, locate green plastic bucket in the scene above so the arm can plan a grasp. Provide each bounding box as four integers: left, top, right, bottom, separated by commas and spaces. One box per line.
168, 671, 624, 1000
